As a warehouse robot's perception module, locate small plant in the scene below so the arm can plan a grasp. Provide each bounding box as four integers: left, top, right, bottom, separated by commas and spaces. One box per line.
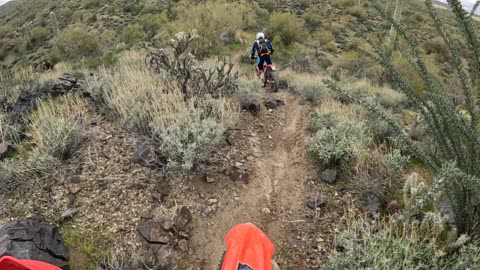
308, 119, 372, 167
385, 149, 410, 174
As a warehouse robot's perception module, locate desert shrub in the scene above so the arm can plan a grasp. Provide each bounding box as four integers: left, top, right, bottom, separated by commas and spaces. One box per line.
268, 12, 307, 46
0, 113, 21, 142
171, 1, 245, 56
139, 13, 168, 39
326, 219, 444, 270
236, 79, 263, 109
29, 27, 50, 46
93, 50, 237, 170
99, 246, 147, 270
347, 5, 367, 19
326, 0, 480, 235
303, 8, 323, 32
262, 0, 277, 12
337, 51, 384, 82
27, 95, 87, 160
85, 0, 101, 9
334, 0, 356, 8
308, 117, 372, 167
288, 76, 329, 104
445, 241, 480, 269
0, 159, 19, 195
309, 112, 338, 132
385, 149, 410, 174
422, 36, 449, 61
55, 27, 101, 58
120, 24, 144, 45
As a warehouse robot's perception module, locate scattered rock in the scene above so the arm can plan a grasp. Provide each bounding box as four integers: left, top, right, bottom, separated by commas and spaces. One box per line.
140, 212, 153, 220
138, 221, 173, 244
265, 97, 285, 109
177, 239, 188, 251
262, 208, 271, 214
61, 208, 80, 220
162, 221, 174, 231
386, 200, 401, 215
202, 205, 217, 217
365, 194, 380, 217
127, 180, 147, 190
230, 167, 250, 184
206, 175, 216, 183
133, 144, 167, 170
174, 207, 192, 232
146, 245, 178, 270
178, 231, 189, 239
241, 99, 261, 116
0, 216, 69, 269
0, 141, 15, 160
306, 197, 327, 210
208, 198, 218, 205
153, 179, 171, 202
321, 169, 337, 184
67, 183, 82, 194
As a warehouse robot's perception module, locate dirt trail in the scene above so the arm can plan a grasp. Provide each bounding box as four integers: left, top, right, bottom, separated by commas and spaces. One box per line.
190, 92, 315, 269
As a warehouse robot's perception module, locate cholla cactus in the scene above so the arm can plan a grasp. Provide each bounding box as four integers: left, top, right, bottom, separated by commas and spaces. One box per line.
403, 173, 426, 208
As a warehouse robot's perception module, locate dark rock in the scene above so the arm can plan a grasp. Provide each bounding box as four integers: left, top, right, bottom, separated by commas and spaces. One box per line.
133, 144, 167, 170
177, 231, 189, 239
153, 180, 171, 202
174, 207, 192, 232
437, 200, 455, 224
230, 168, 250, 184
138, 221, 173, 244
0, 141, 15, 160
177, 239, 188, 252
265, 97, 285, 109
140, 212, 153, 220
0, 216, 69, 269
306, 197, 327, 210
365, 194, 380, 217
321, 169, 337, 184
154, 245, 178, 269
386, 200, 402, 215
241, 99, 261, 116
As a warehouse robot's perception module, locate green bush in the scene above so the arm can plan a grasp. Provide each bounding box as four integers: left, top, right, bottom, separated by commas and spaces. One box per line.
268, 12, 307, 46
309, 112, 338, 132
288, 79, 328, 104
303, 8, 323, 32
55, 27, 101, 58
29, 27, 50, 45
422, 37, 449, 61
120, 24, 144, 45
139, 13, 167, 39
308, 117, 372, 167
347, 5, 367, 19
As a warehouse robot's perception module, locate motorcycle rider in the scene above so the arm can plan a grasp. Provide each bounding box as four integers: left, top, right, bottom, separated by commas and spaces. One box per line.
250, 32, 274, 79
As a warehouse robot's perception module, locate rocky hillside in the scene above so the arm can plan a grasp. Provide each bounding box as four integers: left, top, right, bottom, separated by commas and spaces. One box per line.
2, 0, 480, 269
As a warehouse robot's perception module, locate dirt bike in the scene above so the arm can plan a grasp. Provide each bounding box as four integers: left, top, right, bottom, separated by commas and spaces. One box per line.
252, 57, 279, 92
218, 223, 275, 270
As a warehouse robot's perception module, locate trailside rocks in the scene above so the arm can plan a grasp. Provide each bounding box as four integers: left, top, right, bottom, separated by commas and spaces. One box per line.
0, 216, 69, 269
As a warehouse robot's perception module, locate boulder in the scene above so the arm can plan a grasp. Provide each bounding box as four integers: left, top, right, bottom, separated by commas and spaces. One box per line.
174, 207, 192, 232
138, 221, 173, 244
265, 97, 285, 109
321, 169, 337, 184
152, 179, 171, 203
241, 99, 261, 116
230, 167, 250, 184
0, 216, 69, 269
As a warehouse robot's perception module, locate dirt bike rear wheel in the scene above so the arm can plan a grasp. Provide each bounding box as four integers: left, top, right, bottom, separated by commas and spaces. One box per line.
270, 71, 279, 92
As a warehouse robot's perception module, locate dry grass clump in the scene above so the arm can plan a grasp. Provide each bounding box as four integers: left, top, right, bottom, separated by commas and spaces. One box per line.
27, 94, 87, 160
92, 51, 238, 170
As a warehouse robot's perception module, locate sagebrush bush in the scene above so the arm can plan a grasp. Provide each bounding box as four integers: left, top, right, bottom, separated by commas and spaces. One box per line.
93, 51, 237, 170
326, 219, 442, 270
385, 149, 410, 174
0, 113, 21, 142
55, 27, 101, 58
308, 117, 372, 167
327, 0, 480, 234
27, 95, 87, 160
268, 12, 307, 46
288, 75, 329, 104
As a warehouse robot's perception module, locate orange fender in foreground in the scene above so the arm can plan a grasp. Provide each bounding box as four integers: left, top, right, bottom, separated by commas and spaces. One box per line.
0, 256, 61, 270
220, 223, 275, 270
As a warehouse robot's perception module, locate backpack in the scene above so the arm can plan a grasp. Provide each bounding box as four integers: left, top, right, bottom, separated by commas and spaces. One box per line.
258, 39, 271, 56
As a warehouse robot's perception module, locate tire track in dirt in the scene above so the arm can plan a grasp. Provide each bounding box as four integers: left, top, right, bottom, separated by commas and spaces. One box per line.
189, 92, 313, 269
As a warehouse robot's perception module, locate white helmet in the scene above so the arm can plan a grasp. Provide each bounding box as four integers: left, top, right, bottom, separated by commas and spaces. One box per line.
256, 32, 265, 40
